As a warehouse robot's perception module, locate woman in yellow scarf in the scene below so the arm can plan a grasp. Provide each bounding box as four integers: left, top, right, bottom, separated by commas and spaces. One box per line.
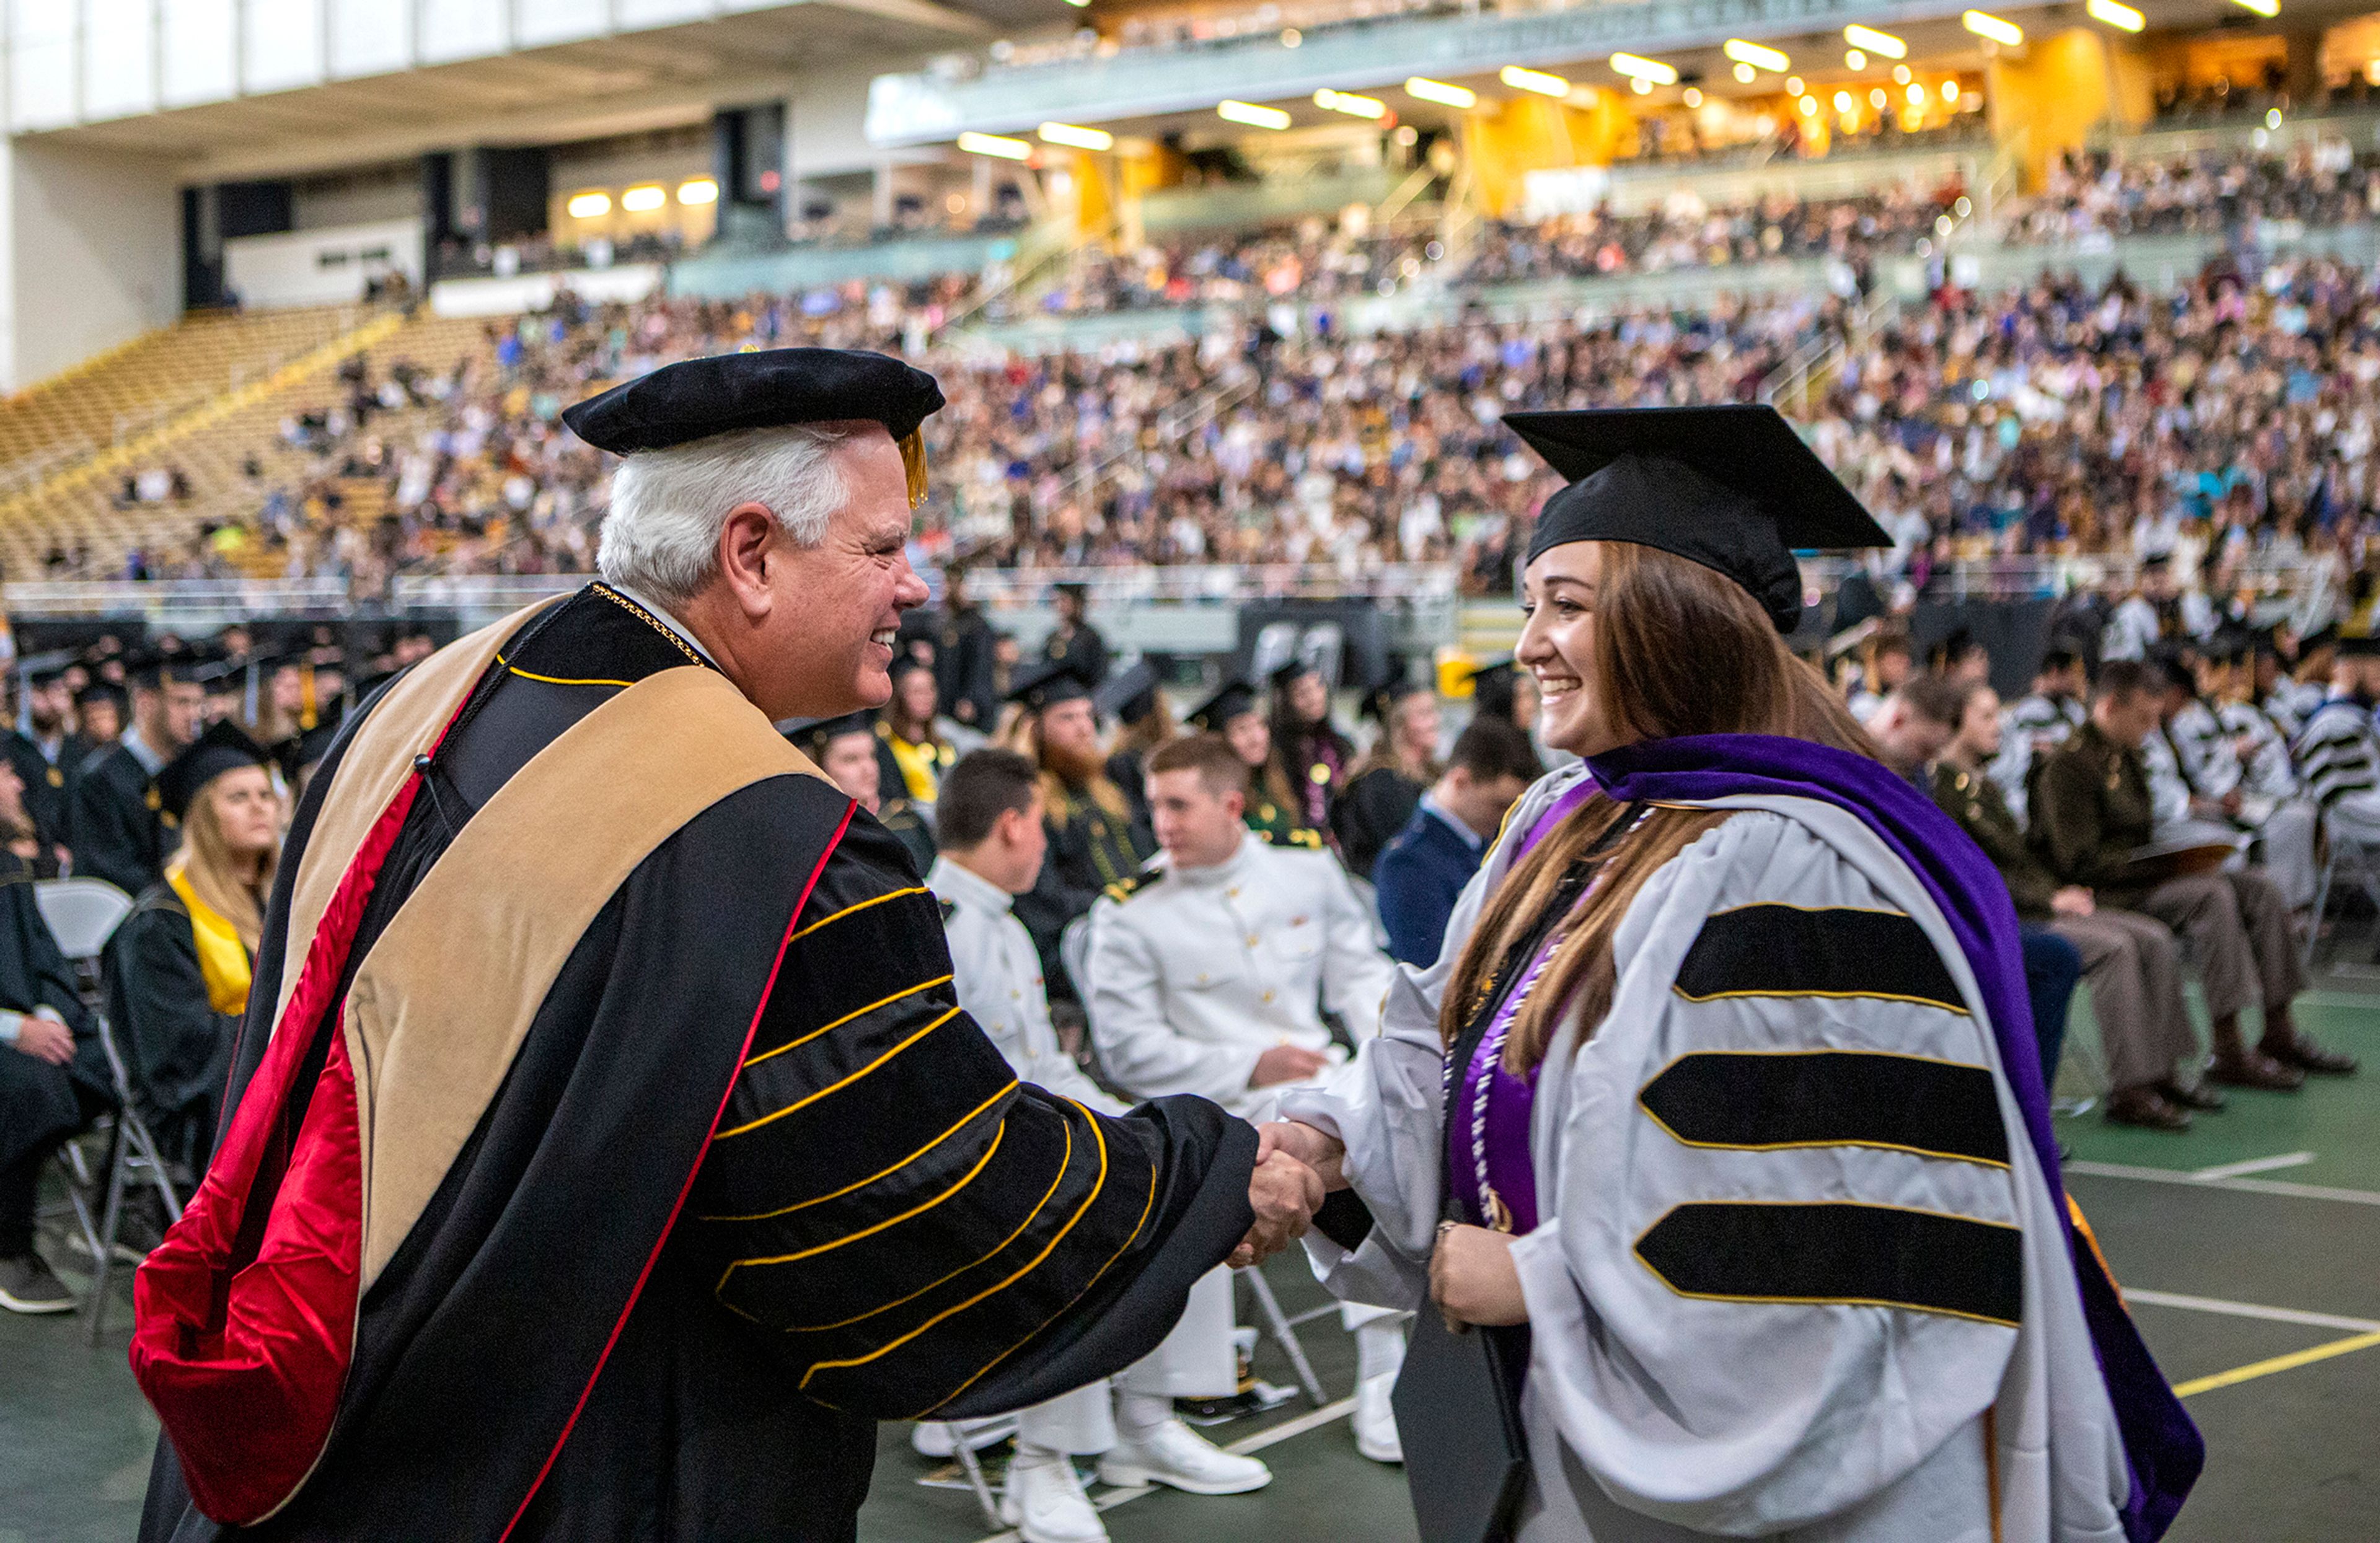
104, 720, 281, 1174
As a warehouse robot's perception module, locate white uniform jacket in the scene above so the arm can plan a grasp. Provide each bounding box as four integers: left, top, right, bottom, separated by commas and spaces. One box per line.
1084, 830, 1396, 1117
928, 856, 1124, 1116
1284, 763, 2130, 1542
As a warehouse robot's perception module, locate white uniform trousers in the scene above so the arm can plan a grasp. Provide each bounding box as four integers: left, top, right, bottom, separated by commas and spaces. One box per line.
2257, 799, 2320, 910
1006, 1267, 1238, 1454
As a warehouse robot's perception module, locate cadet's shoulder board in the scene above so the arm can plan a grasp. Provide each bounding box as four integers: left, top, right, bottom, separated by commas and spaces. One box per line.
1103, 868, 1165, 904
1259, 825, 1326, 851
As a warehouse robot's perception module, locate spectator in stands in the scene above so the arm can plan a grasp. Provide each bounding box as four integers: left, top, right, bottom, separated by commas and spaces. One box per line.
1039, 583, 1108, 690
1870, 676, 2085, 1087
71, 652, 205, 897
1933, 679, 2215, 1128
877, 656, 959, 806
1373, 718, 1541, 965
2032, 659, 2353, 1088
1269, 661, 1353, 833
0, 754, 110, 1314
796, 713, 935, 876
1186, 679, 1307, 843
1005, 659, 1155, 1004
1847, 631, 1913, 723
1332, 682, 1440, 883
105, 723, 281, 1174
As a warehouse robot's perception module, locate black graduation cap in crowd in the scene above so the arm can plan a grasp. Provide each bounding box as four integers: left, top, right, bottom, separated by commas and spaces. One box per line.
278, 719, 343, 783
74, 680, 126, 711
1363, 679, 1429, 725
560, 348, 946, 507
1267, 657, 1323, 692
1186, 679, 1261, 733
1503, 405, 1890, 633
1094, 657, 1166, 726
1006, 656, 1095, 714
887, 653, 933, 684
156, 719, 271, 822
17, 651, 75, 688
1461, 655, 1521, 720
121, 646, 222, 690
788, 712, 878, 763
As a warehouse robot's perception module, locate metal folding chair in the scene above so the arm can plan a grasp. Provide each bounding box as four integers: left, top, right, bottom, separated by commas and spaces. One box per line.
2303, 820, 2380, 969
30, 877, 172, 1343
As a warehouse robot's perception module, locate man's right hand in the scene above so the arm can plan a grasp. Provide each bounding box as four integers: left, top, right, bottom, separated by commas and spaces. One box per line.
11, 1011, 73, 1065
1250, 1044, 1329, 1088
1258, 1119, 1348, 1191
1230, 1150, 1323, 1268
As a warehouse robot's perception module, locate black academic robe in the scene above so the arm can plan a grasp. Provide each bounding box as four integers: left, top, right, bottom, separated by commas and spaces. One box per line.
71, 741, 169, 896
104, 886, 242, 1171
1041, 622, 1109, 689
0, 851, 107, 1173
1, 729, 84, 854
1331, 765, 1425, 882
935, 605, 1000, 731
138, 584, 1253, 1543
1014, 779, 1155, 1001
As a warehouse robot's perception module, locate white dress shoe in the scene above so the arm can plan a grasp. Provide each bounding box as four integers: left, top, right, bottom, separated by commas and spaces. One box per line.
1095, 1419, 1272, 1495
910, 1415, 1018, 1458
1353, 1369, 1403, 1464
1001, 1454, 1109, 1543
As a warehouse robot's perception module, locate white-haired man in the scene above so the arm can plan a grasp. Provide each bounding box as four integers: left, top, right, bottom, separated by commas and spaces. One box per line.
131, 348, 1318, 1542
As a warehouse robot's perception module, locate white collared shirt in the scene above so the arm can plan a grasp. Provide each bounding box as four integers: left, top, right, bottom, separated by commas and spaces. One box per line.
929, 854, 1123, 1115
1418, 789, 1486, 854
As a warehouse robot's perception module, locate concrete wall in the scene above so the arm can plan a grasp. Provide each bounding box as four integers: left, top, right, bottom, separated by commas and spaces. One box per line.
0, 139, 180, 389
224, 216, 423, 309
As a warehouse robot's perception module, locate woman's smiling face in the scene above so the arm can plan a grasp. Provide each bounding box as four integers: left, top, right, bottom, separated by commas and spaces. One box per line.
1516, 542, 1629, 757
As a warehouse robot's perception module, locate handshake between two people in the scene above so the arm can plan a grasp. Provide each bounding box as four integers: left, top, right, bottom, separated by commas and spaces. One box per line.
1226, 1120, 1349, 1269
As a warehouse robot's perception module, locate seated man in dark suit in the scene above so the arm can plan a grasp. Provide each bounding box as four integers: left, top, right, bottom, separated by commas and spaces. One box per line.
1373, 718, 1540, 965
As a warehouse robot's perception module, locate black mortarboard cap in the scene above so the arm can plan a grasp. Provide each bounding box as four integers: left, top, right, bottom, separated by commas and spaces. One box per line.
1095, 658, 1163, 724
19, 652, 74, 688
790, 711, 878, 763
1461, 655, 1520, 720
1188, 679, 1261, 732
156, 719, 270, 821
561, 348, 946, 505
1504, 405, 1889, 633
75, 680, 125, 710
1007, 656, 1095, 713
888, 653, 934, 683
122, 646, 219, 689
279, 719, 343, 782
1364, 679, 1429, 725
1267, 657, 1323, 691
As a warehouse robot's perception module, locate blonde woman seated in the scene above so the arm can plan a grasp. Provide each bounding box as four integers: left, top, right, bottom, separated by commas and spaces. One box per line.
104, 721, 281, 1174
1265, 407, 2199, 1543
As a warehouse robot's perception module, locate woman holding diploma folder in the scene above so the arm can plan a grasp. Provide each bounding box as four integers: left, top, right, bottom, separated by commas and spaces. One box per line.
1264, 405, 2202, 1543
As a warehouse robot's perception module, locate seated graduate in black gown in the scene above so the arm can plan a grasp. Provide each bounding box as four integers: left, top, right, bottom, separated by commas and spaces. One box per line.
105, 721, 281, 1176
70, 649, 208, 897
1333, 681, 1440, 883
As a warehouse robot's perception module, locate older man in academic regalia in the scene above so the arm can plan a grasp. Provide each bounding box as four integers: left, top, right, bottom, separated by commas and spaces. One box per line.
130, 349, 1316, 1542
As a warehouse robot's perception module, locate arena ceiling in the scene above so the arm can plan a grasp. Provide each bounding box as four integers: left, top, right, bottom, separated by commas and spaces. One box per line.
27, 0, 1064, 181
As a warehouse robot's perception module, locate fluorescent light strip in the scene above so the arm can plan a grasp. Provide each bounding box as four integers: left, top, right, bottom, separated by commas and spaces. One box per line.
1499, 64, 1568, 97
1608, 51, 1678, 86
1842, 24, 1906, 59
957, 131, 1033, 160
1962, 10, 2024, 45
2087, 0, 2145, 28
2230, 0, 2278, 14
1217, 99, 1292, 130
1313, 88, 1386, 118
1038, 121, 1114, 151
1722, 39, 1789, 73
1405, 76, 1478, 108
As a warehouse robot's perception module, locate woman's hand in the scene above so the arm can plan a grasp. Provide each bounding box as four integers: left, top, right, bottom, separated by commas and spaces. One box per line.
1429, 1223, 1529, 1329
1256, 1120, 1347, 1191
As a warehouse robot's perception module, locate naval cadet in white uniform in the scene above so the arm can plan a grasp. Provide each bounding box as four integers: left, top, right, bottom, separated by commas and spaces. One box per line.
1083, 731, 1409, 1466
923, 750, 1269, 1543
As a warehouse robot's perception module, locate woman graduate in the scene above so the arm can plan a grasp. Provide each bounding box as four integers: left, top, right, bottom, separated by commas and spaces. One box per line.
105, 721, 282, 1172
1334, 682, 1441, 882
1268, 405, 2200, 1542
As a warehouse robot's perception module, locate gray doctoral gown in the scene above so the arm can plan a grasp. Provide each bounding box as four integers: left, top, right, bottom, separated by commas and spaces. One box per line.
1284, 763, 2130, 1542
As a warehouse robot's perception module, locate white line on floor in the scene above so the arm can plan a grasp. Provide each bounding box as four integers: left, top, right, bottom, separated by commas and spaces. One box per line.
2297, 988, 2380, 1007
2191, 1151, 2317, 1181
2066, 1159, 2380, 1207
2122, 1288, 2380, 1335
964, 1398, 1359, 1543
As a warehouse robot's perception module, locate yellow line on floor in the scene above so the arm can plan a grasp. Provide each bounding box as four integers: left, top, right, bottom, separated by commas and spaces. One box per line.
2171, 1330, 2380, 1399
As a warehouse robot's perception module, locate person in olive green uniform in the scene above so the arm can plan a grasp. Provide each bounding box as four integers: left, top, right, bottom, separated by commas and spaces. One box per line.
1006, 659, 1155, 1001
1935, 680, 2212, 1130
1186, 679, 1321, 846
2031, 659, 2353, 1090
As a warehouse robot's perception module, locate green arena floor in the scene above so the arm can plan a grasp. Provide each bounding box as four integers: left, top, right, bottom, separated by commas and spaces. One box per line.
7, 985, 2378, 1543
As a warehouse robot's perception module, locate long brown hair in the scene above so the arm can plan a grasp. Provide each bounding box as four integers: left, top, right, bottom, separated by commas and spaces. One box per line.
1442, 543, 1875, 1071
174, 771, 281, 952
